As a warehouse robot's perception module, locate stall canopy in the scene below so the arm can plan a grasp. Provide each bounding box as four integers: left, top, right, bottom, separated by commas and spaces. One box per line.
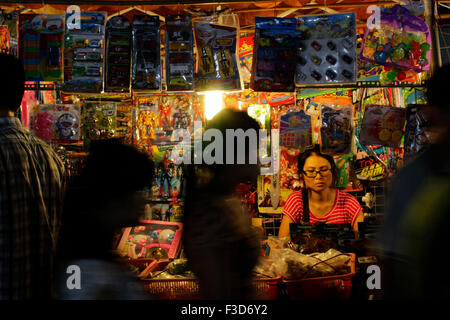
0, 0, 425, 31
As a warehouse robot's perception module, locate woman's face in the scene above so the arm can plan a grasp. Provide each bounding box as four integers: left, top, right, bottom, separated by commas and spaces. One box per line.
302, 154, 333, 192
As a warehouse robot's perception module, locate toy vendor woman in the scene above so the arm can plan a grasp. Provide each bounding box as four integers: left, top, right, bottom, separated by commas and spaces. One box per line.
278, 145, 364, 238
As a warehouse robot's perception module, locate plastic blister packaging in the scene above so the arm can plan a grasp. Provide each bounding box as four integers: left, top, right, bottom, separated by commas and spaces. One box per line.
194, 22, 241, 91
83, 101, 117, 147
166, 15, 194, 91
62, 12, 106, 92
132, 16, 161, 90
30, 104, 81, 143
105, 16, 132, 92
295, 13, 357, 85
320, 105, 353, 154
279, 110, 312, 149
18, 14, 65, 82
359, 104, 406, 148
360, 5, 431, 73
251, 17, 299, 92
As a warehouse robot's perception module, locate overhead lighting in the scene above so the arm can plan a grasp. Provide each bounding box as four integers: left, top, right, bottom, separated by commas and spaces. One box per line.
204, 91, 224, 120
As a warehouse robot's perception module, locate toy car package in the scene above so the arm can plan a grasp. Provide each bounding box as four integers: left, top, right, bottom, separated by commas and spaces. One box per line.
295, 13, 357, 85
359, 104, 406, 148
18, 14, 64, 82
251, 17, 300, 92
105, 16, 132, 92
403, 104, 430, 162
132, 16, 161, 90
194, 22, 241, 91
320, 105, 353, 154
30, 104, 81, 143
62, 12, 106, 92
165, 15, 194, 91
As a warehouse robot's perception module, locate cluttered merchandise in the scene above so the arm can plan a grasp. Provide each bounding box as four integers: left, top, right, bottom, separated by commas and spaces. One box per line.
1, 1, 438, 300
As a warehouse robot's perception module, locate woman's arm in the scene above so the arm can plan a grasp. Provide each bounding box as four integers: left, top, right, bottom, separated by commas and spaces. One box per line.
278, 215, 294, 238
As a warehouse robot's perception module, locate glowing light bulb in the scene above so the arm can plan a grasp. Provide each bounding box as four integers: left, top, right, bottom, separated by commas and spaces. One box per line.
204, 91, 223, 120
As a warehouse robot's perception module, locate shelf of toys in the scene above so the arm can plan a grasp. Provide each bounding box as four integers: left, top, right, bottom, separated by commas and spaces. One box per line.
1, 2, 436, 298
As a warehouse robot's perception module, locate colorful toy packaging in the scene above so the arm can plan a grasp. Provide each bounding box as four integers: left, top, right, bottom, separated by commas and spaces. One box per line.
132, 16, 161, 90
83, 101, 117, 147
238, 36, 254, 84
30, 104, 81, 143
117, 220, 183, 260
133, 94, 196, 147
251, 17, 299, 92
279, 110, 312, 150
359, 104, 406, 148
18, 14, 64, 81
165, 15, 194, 91
403, 104, 430, 162
360, 5, 431, 74
295, 13, 357, 85
104, 16, 132, 92
62, 12, 106, 92
149, 146, 185, 203
320, 105, 353, 154
115, 103, 133, 143
193, 22, 241, 91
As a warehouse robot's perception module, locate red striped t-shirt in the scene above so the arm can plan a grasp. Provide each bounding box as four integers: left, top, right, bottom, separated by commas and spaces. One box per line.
282, 189, 363, 226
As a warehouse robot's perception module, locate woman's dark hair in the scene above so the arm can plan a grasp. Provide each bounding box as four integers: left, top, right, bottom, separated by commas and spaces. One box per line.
297, 145, 338, 186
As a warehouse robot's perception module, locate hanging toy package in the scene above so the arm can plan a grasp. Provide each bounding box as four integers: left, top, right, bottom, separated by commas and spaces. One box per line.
165, 15, 194, 91
295, 13, 357, 85
251, 17, 299, 92
193, 21, 241, 91
83, 101, 117, 147
403, 104, 431, 162
18, 14, 65, 82
132, 16, 161, 90
320, 105, 353, 154
62, 12, 106, 93
279, 110, 312, 150
360, 5, 431, 75
359, 104, 406, 148
104, 16, 132, 92
30, 104, 81, 143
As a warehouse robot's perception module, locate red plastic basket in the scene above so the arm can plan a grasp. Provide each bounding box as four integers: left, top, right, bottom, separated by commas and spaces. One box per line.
141, 260, 282, 300
280, 253, 356, 300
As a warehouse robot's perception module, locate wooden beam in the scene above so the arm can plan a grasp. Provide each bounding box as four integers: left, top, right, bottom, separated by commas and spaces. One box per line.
236, 2, 398, 13
0, 0, 278, 5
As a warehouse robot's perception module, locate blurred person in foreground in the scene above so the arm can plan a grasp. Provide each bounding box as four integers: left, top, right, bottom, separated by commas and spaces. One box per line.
56, 139, 154, 300
183, 109, 261, 299
379, 65, 450, 299
0, 53, 65, 299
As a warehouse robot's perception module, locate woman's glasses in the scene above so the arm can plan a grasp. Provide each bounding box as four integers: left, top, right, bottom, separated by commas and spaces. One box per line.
303, 168, 331, 178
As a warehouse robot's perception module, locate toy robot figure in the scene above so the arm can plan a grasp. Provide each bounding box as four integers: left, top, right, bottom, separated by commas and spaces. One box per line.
192, 96, 204, 126
172, 106, 190, 130
138, 110, 158, 141
159, 97, 172, 129
159, 152, 175, 198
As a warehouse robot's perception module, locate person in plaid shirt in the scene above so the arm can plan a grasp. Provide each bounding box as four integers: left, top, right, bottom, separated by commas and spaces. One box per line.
0, 53, 65, 299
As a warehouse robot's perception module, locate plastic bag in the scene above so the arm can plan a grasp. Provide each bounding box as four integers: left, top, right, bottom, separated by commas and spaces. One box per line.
251, 17, 299, 92
104, 16, 132, 92
360, 5, 431, 72
132, 16, 161, 90
194, 22, 241, 91
295, 13, 357, 85
166, 15, 194, 91
359, 104, 406, 148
